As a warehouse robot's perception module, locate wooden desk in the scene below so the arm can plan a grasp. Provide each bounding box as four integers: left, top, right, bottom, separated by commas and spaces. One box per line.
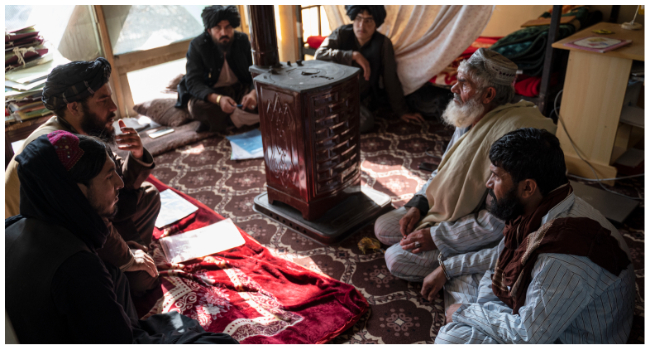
552, 22, 644, 184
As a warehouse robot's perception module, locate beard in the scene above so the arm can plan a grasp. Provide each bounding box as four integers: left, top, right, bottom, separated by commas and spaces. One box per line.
442, 93, 485, 129
487, 186, 525, 222
87, 188, 119, 220
212, 35, 233, 52
80, 103, 116, 144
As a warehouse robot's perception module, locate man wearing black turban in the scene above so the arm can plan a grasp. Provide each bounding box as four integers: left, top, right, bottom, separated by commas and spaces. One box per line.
6, 130, 237, 344
175, 5, 259, 132
5, 58, 162, 297
316, 5, 423, 133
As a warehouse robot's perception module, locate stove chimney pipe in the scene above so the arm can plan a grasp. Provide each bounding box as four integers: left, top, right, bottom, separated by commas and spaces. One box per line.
247, 5, 280, 68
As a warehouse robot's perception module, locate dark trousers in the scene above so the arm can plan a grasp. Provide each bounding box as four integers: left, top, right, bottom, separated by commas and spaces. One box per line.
187, 81, 249, 132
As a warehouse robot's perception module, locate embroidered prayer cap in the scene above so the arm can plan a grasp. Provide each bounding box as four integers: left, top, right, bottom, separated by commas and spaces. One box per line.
42, 57, 111, 111
345, 5, 387, 28
467, 48, 518, 86
202, 5, 240, 30
47, 130, 84, 171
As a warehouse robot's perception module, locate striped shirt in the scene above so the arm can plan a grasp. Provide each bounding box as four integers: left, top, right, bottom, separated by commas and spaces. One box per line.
440, 192, 635, 343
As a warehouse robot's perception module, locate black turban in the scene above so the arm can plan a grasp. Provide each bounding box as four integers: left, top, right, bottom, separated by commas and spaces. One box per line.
202, 5, 241, 30
345, 5, 387, 28
42, 57, 111, 111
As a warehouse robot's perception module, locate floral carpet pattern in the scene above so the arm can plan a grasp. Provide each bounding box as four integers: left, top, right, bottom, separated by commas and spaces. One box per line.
151, 117, 644, 344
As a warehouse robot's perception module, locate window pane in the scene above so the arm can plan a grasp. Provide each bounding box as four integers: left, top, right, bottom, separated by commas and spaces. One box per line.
103, 5, 207, 56
320, 7, 331, 37
127, 58, 186, 105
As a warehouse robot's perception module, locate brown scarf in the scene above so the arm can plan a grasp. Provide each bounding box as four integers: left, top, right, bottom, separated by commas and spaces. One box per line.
492, 184, 631, 314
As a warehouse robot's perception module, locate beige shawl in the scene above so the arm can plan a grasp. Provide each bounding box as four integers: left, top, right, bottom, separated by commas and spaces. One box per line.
418, 101, 557, 227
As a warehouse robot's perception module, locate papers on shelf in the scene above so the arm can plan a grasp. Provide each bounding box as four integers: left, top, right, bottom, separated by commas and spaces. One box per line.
154, 189, 199, 228
225, 128, 263, 160
159, 218, 246, 264
4, 52, 63, 84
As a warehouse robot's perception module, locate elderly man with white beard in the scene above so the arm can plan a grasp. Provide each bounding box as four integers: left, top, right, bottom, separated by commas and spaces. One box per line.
374, 48, 556, 282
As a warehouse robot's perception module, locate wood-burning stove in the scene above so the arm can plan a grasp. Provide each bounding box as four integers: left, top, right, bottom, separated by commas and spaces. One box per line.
248, 5, 392, 244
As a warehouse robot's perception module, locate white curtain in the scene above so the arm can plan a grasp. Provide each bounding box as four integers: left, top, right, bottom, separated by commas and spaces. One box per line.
323, 5, 494, 95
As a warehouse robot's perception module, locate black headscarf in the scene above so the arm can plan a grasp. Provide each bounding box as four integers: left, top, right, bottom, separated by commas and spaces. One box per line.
345, 5, 387, 28
201, 5, 240, 30
42, 57, 111, 111
13, 133, 110, 251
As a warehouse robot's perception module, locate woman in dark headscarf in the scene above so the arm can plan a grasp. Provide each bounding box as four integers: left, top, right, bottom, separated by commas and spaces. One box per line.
6, 131, 238, 344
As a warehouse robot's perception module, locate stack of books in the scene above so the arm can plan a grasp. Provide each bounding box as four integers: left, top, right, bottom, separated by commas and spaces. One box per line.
5, 26, 68, 125
5, 25, 48, 71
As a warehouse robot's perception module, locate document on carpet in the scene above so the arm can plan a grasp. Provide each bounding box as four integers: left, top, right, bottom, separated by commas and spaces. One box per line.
141, 175, 369, 344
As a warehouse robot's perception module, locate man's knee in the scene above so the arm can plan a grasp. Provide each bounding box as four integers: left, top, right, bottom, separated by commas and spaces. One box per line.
374, 207, 406, 245
435, 323, 497, 344
141, 182, 161, 214
384, 244, 424, 282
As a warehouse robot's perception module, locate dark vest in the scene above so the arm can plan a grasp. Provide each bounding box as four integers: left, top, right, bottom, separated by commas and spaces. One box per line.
337, 24, 384, 103
5, 218, 90, 343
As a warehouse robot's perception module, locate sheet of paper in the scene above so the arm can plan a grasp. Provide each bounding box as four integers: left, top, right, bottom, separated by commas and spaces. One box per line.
159, 218, 246, 264
154, 189, 199, 228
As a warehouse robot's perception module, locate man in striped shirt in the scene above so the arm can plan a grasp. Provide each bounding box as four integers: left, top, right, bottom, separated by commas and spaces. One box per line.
423, 128, 634, 344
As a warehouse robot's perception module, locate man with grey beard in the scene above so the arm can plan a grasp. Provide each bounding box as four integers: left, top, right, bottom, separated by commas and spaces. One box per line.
374, 48, 556, 282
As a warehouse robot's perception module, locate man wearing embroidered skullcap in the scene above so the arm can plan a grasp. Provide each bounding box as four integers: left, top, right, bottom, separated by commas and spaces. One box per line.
374, 48, 557, 283
5, 57, 162, 297
423, 128, 634, 343
315, 5, 424, 133
6, 130, 238, 344
175, 5, 259, 132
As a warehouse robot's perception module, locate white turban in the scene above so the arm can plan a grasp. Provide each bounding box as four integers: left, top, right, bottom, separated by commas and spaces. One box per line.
467, 48, 518, 85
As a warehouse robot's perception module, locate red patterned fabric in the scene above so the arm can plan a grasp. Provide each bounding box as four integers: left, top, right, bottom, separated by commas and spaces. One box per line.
143, 175, 369, 344
47, 130, 84, 171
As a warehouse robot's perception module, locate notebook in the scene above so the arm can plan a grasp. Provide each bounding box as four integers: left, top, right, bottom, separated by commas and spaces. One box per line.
564, 36, 632, 53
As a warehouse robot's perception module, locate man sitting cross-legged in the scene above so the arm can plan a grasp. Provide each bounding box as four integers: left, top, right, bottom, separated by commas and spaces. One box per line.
421, 128, 634, 344
315, 5, 424, 133
6, 131, 238, 344
176, 5, 259, 132
374, 48, 556, 283
5, 58, 160, 296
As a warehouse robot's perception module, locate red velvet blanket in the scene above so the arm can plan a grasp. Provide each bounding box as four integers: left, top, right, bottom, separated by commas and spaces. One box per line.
142, 176, 368, 344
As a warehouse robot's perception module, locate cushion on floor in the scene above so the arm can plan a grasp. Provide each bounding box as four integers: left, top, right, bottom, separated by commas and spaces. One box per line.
133, 98, 191, 127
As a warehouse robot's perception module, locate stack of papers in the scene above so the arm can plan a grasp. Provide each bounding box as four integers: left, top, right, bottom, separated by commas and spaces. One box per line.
225, 128, 263, 160
5, 46, 69, 125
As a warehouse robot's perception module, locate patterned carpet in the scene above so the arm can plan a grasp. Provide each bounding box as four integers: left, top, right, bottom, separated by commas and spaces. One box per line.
150, 116, 644, 344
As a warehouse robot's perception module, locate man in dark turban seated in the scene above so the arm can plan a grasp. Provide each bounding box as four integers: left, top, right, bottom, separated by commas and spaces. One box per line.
5, 58, 161, 296
175, 5, 259, 132
6, 130, 238, 344
315, 5, 424, 133
422, 128, 634, 344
